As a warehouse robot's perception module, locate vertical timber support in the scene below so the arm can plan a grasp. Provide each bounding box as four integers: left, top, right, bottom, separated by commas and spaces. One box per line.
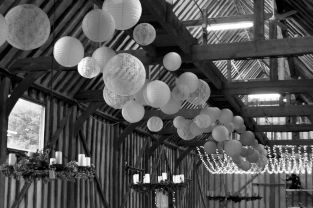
253, 0, 265, 40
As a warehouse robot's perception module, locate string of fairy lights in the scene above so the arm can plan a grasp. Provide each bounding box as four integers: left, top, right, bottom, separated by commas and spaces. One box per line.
197, 145, 313, 175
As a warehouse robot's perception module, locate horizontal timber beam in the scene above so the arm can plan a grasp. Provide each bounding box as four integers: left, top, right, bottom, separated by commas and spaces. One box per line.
144, 109, 201, 120
269, 139, 313, 146
244, 105, 313, 117
192, 36, 313, 61
256, 124, 313, 132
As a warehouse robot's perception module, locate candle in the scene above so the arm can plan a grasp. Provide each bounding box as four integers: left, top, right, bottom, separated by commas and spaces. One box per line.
143, 174, 150, 184
180, 174, 185, 183
50, 158, 56, 165
8, 153, 16, 166
158, 176, 163, 183
55, 151, 62, 164
162, 172, 167, 181
172, 175, 177, 183
85, 157, 91, 167
78, 154, 85, 166
133, 174, 139, 184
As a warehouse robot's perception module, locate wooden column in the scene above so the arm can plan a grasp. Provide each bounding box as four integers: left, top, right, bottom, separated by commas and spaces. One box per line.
0, 77, 10, 207
253, 0, 265, 40
269, 21, 279, 80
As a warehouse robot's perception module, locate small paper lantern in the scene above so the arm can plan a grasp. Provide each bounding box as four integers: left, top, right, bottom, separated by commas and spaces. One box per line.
240, 131, 255, 146
160, 96, 181, 115
177, 72, 199, 93
246, 151, 259, 163
163, 52, 182, 71
200, 107, 221, 122
177, 128, 194, 140
133, 23, 156, 46
173, 116, 187, 129
103, 0, 142, 30
78, 57, 101, 79
147, 116, 163, 132
171, 84, 190, 102
103, 87, 133, 109
145, 80, 171, 108
224, 140, 242, 157
0, 14, 8, 47
53, 36, 84, 67
224, 122, 235, 133
240, 160, 252, 171
134, 80, 149, 105
232, 116, 244, 130
82, 9, 115, 42
237, 125, 246, 134
187, 79, 211, 106
5, 4, 50, 50
193, 114, 212, 129
203, 141, 217, 155
122, 100, 145, 123
202, 123, 215, 133
103, 53, 146, 96
212, 125, 229, 142
218, 108, 233, 124
189, 122, 203, 137
92, 46, 116, 71
240, 147, 250, 157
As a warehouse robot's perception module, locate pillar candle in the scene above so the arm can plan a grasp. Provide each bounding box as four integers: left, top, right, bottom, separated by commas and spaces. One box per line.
162, 172, 167, 181
50, 158, 56, 165
55, 151, 62, 164
143, 174, 150, 184
85, 157, 91, 167
158, 176, 163, 183
78, 154, 85, 166
133, 174, 139, 184
8, 153, 16, 166
180, 174, 185, 183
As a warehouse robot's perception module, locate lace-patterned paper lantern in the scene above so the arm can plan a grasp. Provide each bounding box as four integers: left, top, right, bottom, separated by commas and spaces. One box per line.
82, 9, 115, 42
103, 53, 146, 96
103, 0, 142, 30
5, 4, 50, 50
103, 87, 133, 109
78, 57, 101, 79
0, 14, 8, 47
133, 23, 156, 46
163, 52, 182, 71
122, 100, 145, 123
92, 46, 116, 71
147, 116, 163, 132
187, 79, 211, 106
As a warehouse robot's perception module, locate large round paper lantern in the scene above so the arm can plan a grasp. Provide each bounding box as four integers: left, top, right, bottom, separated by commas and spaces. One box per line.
0, 14, 8, 47
193, 114, 212, 129
5, 4, 50, 50
103, 0, 142, 30
201, 107, 221, 122
78, 57, 101, 79
212, 125, 229, 142
53, 36, 84, 67
122, 100, 145, 123
171, 84, 190, 101
218, 108, 233, 124
92, 46, 116, 71
203, 141, 217, 155
224, 140, 242, 157
103, 87, 133, 109
133, 23, 156, 46
177, 72, 199, 93
82, 9, 115, 42
240, 131, 255, 146
160, 96, 181, 115
177, 128, 194, 140
147, 116, 163, 132
134, 80, 149, 106
103, 53, 146, 96
232, 116, 244, 130
145, 80, 171, 108
163, 52, 182, 71
187, 79, 211, 106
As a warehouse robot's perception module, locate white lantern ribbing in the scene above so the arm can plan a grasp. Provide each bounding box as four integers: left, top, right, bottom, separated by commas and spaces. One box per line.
82, 9, 115, 42
212, 125, 229, 142
147, 116, 163, 132
240, 131, 255, 146
224, 140, 242, 157
187, 79, 211, 106
171, 84, 190, 102
160, 96, 181, 115
218, 108, 233, 124
103, 87, 133, 109
103, 0, 142, 30
5, 4, 50, 50
177, 72, 199, 93
144, 80, 171, 108
203, 141, 217, 155
92, 46, 116, 71
163, 52, 182, 71
193, 114, 212, 129
78, 57, 101, 79
103, 53, 146, 96
53, 36, 84, 67
122, 100, 145, 123
0, 14, 8, 47
133, 23, 156, 46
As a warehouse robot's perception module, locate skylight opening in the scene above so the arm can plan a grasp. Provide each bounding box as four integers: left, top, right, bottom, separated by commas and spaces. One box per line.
207, 21, 254, 31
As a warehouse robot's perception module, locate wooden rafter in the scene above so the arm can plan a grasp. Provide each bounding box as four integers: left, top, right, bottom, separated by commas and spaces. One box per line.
254, 0, 265, 40
269, 139, 313, 146
243, 105, 313, 117
256, 124, 313, 132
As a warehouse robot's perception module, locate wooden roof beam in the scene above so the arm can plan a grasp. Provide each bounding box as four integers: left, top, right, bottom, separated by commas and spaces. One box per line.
243, 105, 313, 117
269, 139, 313, 146
256, 124, 313, 132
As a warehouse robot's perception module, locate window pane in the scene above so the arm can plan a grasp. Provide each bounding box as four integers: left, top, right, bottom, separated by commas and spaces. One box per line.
7, 99, 45, 152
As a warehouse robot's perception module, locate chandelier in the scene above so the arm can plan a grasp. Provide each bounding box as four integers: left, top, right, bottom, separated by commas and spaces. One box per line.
197, 145, 313, 175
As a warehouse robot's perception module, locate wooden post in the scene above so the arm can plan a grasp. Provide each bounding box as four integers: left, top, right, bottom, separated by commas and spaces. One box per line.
253, 0, 265, 40
269, 21, 278, 80
0, 77, 10, 208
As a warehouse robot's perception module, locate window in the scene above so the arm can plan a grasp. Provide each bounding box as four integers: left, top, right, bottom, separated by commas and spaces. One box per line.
7, 99, 45, 152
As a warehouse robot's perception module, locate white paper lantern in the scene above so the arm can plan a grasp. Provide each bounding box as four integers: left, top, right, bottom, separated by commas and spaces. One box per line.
200, 107, 221, 122
232, 116, 244, 130
218, 108, 234, 124
103, 0, 142, 30
163, 52, 182, 71
78, 57, 101, 79
177, 127, 194, 140
203, 141, 217, 155
202, 123, 215, 133
224, 122, 235, 133
0, 14, 8, 47
160, 96, 181, 115
171, 84, 190, 102
177, 72, 199, 93
240, 147, 250, 157
240, 160, 252, 171
122, 100, 145, 123
246, 151, 259, 163
103, 53, 146, 96
189, 122, 203, 137
237, 125, 246, 134
147, 116, 163, 132
212, 125, 229, 142
240, 131, 255, 146
82, 9, 115, 42
5, 4, 50, 50
173, 116, 187, 129
103, 87, 133, 109
133, 23, 156, 46
187, 79, 211, 106
193, 114, 212, 129
134, 80, 149, 105
53, 36, 84, 67
144, 80, 171, 108
224, 140, 242, 157
92, 46, 116, 71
